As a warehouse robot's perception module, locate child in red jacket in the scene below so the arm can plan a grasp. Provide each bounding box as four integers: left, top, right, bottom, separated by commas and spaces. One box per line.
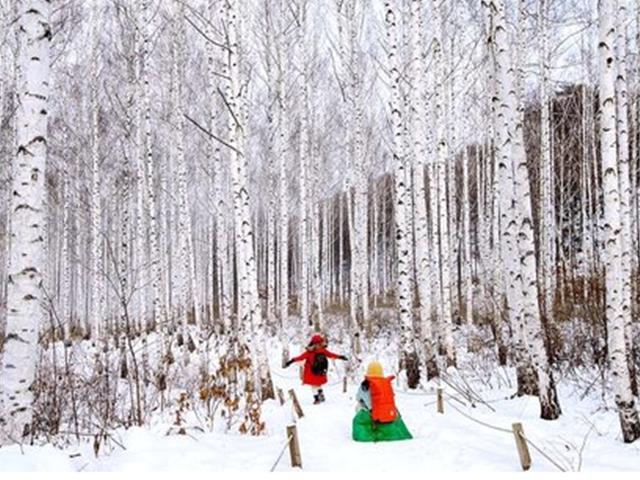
285, 334, 348, 404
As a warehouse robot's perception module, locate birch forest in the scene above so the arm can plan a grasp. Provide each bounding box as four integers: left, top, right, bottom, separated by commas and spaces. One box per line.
1, 0, 640, 470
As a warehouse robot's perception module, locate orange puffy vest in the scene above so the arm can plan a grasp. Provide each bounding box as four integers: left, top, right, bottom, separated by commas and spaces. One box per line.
366, 375, 398, 423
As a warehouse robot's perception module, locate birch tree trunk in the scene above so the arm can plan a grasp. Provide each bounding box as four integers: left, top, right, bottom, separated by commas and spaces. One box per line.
538, 0, 555, 319
0, 0, 50, 444
226, 0, 273, 399
432, 0, 456, 368
461, 142, 472, 329
89, 3, 104, 340
297, 3, 310, 328
264, 2, 277, 329
208, 0, 231, 332
599, 0, 640, 443
276, 6, 289, 330
486, 0, 561, 418
139, 0, 164, 333
385, 0, 419, 388
171, 4, 200, 333
511, 2, 560, 420
409, 0, 438, 380
614, 0, 637, 396
348, 0, 368, 343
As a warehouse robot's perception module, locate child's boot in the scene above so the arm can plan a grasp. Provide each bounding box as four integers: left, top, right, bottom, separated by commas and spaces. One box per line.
318, 389, 325, 403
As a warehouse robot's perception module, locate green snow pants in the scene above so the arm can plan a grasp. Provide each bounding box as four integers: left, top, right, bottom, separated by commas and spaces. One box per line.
352, 409, 413, 442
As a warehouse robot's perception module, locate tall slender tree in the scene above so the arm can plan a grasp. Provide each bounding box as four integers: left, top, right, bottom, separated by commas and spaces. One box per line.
0, 0, 51, 445
598, 0, 640, 443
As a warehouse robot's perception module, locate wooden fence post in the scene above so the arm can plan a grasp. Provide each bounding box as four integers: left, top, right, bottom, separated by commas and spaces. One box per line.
343, 376, 347, 393
277, 388, 285, 406
512, 422, 532, 471
286, 424, 302, 468
437, 387, 444, 414
289, 389, 305, 418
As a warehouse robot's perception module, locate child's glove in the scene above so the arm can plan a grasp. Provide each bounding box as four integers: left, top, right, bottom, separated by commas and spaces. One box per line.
339, 355, 348, 361
284, 359, 294, 367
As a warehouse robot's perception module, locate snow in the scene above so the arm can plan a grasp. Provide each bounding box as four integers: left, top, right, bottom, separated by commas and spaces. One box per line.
2, 338, 640, 472
0, 444, 75, 471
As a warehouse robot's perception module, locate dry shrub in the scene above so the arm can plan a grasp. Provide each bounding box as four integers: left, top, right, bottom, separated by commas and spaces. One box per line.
198, 342, 266, 436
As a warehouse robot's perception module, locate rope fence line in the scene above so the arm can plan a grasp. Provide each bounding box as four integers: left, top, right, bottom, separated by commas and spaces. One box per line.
271, 371, 300, 380
444, 396, 512, 434
517, 431, 567, 472
271, 370, 344, 388
442, 392, 566, 472
326, 378, 344, 387
440, 374, 496, 412
269, 434, 294, 472
395, 389, 438, 397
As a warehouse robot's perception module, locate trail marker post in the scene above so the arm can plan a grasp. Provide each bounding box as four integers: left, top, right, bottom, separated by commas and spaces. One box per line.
512, 422, 532, 471
289, 389, 304, 418
286, 424, 302, 468
437, 387, 444, 414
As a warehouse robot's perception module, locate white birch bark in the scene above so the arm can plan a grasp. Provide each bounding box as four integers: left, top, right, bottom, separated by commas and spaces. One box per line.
427, 150, 442, 360
275, 4, 289, 329
171, 4, 200, 331
89, 3, 104, 339
409, 0, 437, 379
264, 3, 277, 327
132, 7, 147, 333
61, 170, 71, 340
614, 0, 636, 395
485, 0, 528, 389
432, 0, 456, 368
599, 0, 640, 442
297, 3, 310, 328
350, 3, 369, 337
461, 142, 472, 328
0, 0, 9, 334
139, 0, 164, 331
538, 0, 555, 318
385, 0, 419, 388
512, 0, 560, 419
0, 0, 50, 444
486, 0, 561, 418
225, 0, 272, 400
208, 0, 231, 330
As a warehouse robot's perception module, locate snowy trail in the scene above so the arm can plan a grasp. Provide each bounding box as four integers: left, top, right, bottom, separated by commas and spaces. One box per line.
2, 354, 640, 472
270, 368, 544, 472
266, 355, 640, 472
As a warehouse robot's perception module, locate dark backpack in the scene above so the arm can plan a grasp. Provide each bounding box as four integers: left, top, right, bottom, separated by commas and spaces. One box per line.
311, 353, 328, 375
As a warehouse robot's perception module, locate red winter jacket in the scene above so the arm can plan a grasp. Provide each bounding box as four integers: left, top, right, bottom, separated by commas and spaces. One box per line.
291, 347, 343, 386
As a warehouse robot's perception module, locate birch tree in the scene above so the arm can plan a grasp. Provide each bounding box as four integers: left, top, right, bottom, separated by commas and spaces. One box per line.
385, 0, 419, 388
409, 0, 438, 379
598, 0, 640, 443
538, 0, 555, 318
89, 2, 104, 340
225, 0, 273, 399
0, 0, 51, 444
431, 0, 456, 368
614, 0, 636, 395
486, 0, 561, 419
275, 0, 289, 330
171, 3, 200, 333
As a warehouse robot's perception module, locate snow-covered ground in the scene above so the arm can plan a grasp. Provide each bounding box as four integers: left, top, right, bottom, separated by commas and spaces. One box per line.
2, 335, 640, 472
